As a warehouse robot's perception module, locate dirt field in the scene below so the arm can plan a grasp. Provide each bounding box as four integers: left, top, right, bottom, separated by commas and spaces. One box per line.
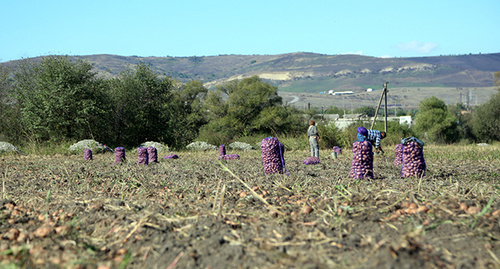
1, 144, 499, 268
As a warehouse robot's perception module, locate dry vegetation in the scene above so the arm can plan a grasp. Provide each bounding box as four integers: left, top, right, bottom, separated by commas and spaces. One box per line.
0, 143, 499, 268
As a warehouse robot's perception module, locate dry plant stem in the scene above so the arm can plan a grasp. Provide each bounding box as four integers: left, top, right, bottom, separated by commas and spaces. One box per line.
218, 184, 226, 219
213, 171, 221, 213
218, 161, 283, 214
2, 167, 6, 200
121, 215, 149, 247
167, 251, 184, 269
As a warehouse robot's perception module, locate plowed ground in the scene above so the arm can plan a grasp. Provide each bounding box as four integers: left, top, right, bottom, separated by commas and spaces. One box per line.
1, 145, 499, 268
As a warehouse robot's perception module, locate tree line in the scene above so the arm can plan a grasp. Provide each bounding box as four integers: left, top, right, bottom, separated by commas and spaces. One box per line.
0, 56, 499, 150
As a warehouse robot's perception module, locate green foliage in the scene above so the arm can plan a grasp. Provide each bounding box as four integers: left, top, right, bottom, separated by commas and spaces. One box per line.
0, 65, 24, 143
353, 106, 376, 117
324, 106, 344, 115
199, 76, 303, 144
448, 103, 475, 142
472, 90, 500, 142
414, 96, 459, 143
107, 63, 204, 149
12, 56, 107, 141
317, 123, 345, 149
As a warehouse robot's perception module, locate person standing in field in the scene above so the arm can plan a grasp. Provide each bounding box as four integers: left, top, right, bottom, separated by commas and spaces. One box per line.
357, 126, 386, 154
308, 120, 320, 158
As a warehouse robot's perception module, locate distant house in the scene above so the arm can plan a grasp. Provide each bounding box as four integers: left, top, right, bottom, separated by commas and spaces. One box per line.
366, 88, 374, 92
328, 90, 354, 95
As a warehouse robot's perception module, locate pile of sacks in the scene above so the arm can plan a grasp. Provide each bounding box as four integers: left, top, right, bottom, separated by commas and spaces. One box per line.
218, 145, 240, 160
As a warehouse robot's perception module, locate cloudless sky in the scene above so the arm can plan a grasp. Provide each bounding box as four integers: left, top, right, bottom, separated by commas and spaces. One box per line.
1, 0, 499, 62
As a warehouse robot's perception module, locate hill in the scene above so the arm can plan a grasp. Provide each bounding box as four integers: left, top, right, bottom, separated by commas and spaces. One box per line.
4, 52, 499, 92
2, 52, 499, 109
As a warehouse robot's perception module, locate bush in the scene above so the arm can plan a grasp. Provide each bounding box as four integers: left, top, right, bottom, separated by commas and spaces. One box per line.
186, 141, 218, 151
69, 139, 108, 154
138, 141, 170, 152
472, 90, 500, 142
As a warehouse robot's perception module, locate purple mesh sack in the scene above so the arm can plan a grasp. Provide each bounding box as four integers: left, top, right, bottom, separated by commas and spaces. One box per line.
114, 147, 126, 164
84, 149, 93, 161
137, 147, 149, 165
163, 153, 179, 159
394, 143, 403, 166
303, 156, 320, 165
147, 146, 158, 163
221, 154, 240, 160
332, 146, 342, 154
357, 126, 368, 137
350, 141, 374, 179
261, 137, 288, 175
218, 145, 227, 160
401, 141, 426, 178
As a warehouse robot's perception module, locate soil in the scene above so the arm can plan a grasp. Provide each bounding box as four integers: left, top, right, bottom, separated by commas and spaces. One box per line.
0, 147, 499, 268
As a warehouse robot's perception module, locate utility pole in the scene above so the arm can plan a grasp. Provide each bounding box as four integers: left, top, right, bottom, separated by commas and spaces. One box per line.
371, 82, 389, 132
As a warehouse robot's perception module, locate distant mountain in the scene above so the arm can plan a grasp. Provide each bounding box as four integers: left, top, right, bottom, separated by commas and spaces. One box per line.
3, 52, 500, 92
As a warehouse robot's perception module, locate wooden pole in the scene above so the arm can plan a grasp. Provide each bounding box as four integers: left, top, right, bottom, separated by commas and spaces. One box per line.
384, 82, 388, 133
370, 82, 388, 130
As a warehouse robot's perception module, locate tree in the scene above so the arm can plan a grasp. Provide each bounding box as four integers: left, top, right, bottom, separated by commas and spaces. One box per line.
198, 76, 302, 144
12, 56, 107, 141
472, 90, 500, 142
0, 64, 24, 143
414, 97, 459, 143
494, 71, 500, 87
353, 106, 376, 117
324, 106, 343, 115
107, 63, 175, 147
448, 103, 475, 141
167, 80, 209, 147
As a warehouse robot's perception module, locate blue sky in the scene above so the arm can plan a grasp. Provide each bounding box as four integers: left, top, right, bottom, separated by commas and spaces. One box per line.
1, 0, 499, 62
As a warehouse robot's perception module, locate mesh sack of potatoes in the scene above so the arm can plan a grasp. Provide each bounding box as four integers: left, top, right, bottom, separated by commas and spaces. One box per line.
261, 137, 287, 175
350, 140, 374, 179
394, 143, 403, 166
400, 141, 426, 178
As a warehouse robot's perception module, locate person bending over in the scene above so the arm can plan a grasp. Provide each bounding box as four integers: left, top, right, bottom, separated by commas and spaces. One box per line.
357, 127, 386, 154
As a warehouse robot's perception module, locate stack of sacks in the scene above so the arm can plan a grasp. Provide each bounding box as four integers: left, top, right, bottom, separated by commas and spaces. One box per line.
261, 137, 287, 175
147, 147, 158, 163
303, 156, 320, 165
137, 147, 149, 165
394, 144, 403, 166
350, 141, 374, 179
332, 146, 342, 154
114, 147, 126, 164
401, 141, 426, 178
218, 144, 240, 160
84, 149, 93, 161
163, 153, 179, 159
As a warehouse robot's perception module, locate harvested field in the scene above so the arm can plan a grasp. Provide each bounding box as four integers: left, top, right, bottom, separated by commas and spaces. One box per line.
0, 144, 499, 268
